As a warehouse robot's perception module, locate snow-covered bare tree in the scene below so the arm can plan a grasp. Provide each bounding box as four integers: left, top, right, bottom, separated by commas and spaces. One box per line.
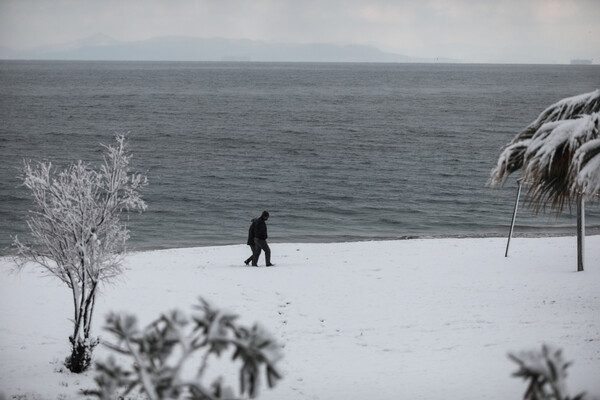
12, 135, 147, 373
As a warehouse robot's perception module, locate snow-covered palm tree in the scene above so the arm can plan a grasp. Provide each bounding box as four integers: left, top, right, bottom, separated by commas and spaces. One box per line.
490, 89, 600, 270
490, 89, 600, 210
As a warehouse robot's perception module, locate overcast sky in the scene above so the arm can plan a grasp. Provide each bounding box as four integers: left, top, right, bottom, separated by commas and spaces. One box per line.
1, 0, 599, 63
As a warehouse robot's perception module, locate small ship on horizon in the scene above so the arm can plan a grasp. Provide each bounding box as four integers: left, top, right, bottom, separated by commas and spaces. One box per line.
570, 59, 593, 65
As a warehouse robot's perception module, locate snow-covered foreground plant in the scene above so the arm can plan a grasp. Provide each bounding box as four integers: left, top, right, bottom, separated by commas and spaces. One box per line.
84, 297, 283, 400
12, 136, 147, 373
509, 345, 587, 400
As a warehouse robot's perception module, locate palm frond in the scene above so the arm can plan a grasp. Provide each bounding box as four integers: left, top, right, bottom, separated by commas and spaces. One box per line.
529, 89, 600, 130
570, 130, 600, 200
521, 114, 599, 213
515, 89, 600, 142
489, 141, 530, 187
490, 89, 600, 188
490, 90, 600, 215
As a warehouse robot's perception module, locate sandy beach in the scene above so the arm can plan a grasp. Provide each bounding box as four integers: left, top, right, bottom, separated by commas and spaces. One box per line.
1, 235, 599, 399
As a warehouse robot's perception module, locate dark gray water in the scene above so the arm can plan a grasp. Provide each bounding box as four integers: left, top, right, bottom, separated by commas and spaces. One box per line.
1, 61, 599, 252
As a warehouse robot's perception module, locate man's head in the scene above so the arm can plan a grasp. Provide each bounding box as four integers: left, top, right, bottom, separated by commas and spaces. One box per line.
261, 211, 270, 220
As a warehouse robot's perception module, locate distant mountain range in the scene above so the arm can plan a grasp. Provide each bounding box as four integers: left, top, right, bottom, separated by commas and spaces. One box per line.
0, 34, 456, 63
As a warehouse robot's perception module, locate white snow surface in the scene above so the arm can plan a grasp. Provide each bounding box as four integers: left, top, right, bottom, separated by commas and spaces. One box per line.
1, 236, 599, 399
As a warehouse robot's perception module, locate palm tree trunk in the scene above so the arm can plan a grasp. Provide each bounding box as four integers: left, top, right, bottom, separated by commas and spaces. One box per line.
577, 196, 585, 272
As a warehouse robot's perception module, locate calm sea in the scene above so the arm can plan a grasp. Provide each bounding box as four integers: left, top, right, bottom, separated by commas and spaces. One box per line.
1, 61, 599, 253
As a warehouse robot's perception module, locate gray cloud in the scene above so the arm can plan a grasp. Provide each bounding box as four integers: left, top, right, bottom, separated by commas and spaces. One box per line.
1, 0, 598, 63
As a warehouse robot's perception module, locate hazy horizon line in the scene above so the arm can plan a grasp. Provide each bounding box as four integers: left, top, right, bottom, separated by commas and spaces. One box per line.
0, 33, 596, 65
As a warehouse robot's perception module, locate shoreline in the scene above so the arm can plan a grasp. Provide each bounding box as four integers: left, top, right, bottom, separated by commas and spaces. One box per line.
123, 229, 600, 254
2, 230, 598, 258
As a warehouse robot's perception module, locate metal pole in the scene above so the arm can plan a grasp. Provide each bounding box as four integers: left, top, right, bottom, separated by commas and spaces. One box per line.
505, 181, 523, 257
577, 195, 585, 272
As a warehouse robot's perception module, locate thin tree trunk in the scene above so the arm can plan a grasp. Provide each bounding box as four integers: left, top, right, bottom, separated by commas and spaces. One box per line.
67, 256, 94, 373
83, 281, 98, 338
577, 196, 585, 272
67, 270, 80, 329
73, 282, 86, 342
70, 277, 83, 342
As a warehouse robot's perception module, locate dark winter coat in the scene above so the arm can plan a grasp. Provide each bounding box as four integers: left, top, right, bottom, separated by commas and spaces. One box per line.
253, 217, 268, 240
247, 219, 257, 245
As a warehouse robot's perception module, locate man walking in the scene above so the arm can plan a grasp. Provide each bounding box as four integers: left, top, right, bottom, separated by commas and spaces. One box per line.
252, 211, 274, 267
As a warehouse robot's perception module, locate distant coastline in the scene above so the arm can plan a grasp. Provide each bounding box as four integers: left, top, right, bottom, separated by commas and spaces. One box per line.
0, 34, 458, 63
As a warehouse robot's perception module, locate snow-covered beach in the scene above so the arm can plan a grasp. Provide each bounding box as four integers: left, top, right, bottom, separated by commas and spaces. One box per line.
1, 235, 599, 399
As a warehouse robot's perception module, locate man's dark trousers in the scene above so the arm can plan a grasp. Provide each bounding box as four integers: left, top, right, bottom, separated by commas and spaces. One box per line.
252, 238, 271, 266
245, 243, 256, 265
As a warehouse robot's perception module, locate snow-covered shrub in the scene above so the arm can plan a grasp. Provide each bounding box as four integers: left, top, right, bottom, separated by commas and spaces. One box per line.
12, 136, 147, 373
84, 297, 283, 400
509, 344, 586, 400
